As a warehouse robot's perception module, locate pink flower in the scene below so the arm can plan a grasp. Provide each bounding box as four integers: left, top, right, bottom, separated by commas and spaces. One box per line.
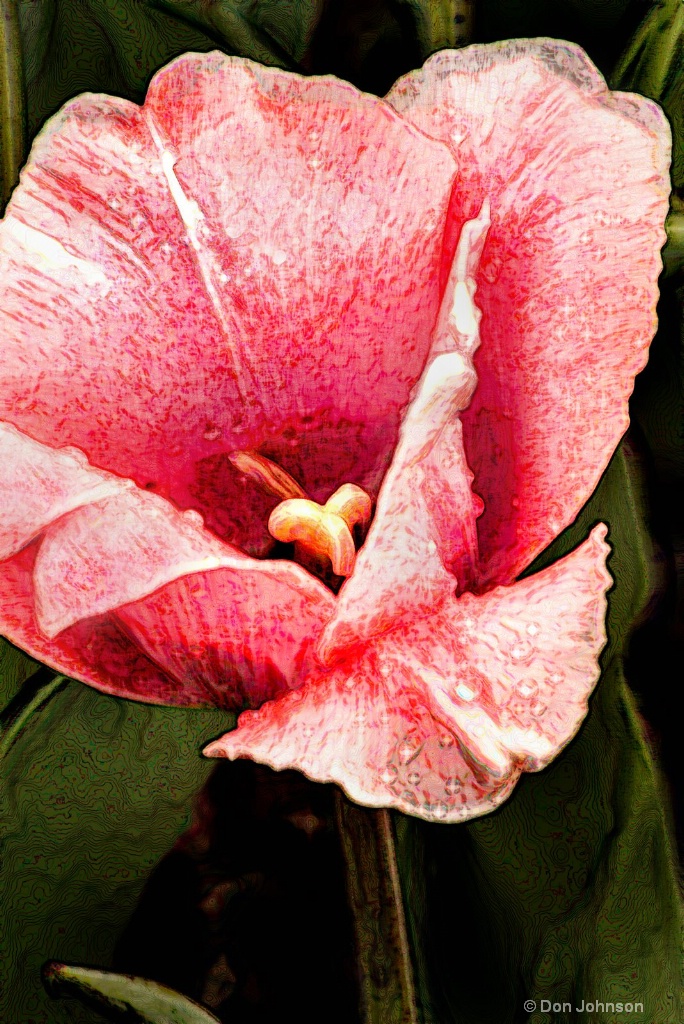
0, 41, 669, 821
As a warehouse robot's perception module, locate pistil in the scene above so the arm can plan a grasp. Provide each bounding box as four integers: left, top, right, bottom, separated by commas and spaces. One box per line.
229, 450, 372, 579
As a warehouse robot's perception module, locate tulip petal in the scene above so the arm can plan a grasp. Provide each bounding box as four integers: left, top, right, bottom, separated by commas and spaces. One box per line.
0, 52, 457, 557
387, 39, 670, 586
0, 422, 334, 706
318, 206, 490, 661
206, 526, 610, 822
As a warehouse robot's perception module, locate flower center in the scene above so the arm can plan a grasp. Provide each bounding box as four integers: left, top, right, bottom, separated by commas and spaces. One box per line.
229, 450, 372, 579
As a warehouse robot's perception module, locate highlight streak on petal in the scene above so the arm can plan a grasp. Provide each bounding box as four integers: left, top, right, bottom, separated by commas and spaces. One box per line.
143, 109, 256, 402
318, 209, 489, 662
207, 527, 610, 823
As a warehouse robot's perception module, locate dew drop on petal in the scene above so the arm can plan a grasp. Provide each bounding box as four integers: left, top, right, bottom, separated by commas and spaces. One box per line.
515, 679, 539, 699
429, 801, 449, 820
445, 776, 462, 796
398, 737, 421, 764
380, 764, 398, 786
510, 638, 534, 663
438, 732, 455, 748
407, 771, 421, 786
526, 622, 541, 638
182, 509, 204, 528
456, 681, 478, 702
530, 701, 548, 717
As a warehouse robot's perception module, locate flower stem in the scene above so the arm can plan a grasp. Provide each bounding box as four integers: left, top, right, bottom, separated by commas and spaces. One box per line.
0, 0, 25, 211
0, 670, 68, 759
334, 791, 420, 1024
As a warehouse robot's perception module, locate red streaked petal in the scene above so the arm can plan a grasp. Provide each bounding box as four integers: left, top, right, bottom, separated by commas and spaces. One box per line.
0, 421, 124, 560
116, 566, 335, 711
318, 208, 490, 661
0, 422, 334, 705
206, 526, 610, 822
0, 544, 194, 706
387, 40, 670, 586
0, 52, 457, 555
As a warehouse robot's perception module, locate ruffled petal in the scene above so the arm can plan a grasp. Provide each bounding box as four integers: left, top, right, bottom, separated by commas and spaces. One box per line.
0, 52, 457, 556
0, 422, 334, 706
387, 40, 670, 586
206, 526, 611, 822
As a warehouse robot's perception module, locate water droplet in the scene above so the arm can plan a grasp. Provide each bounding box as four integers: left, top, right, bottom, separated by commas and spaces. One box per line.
101, 164, 112, 176
407, 771, 421, 786
526, 622, 540, 638
510, 638, 533, 663
271, 249, 287, 266
438, 732, 455, 748
430, 801, 449, 820
302, 724, 314, 738
182, 509, 204, 528
515, 679, 539, 699
456, 682, 477, 702
579, 229, 593, 244
481, 257, 502, 284
110, 197, 121, 211
203, 424, 222, 441
445, 776, 461, 796
549, 672, 564, 686
160, 242, 173, 256
530, 701, 547, 717
307, 157, 321, 171
380, 764, 398, 786
398, 737, 421, 764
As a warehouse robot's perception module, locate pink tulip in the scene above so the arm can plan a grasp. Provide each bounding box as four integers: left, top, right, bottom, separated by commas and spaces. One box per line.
0, 41, 669, 821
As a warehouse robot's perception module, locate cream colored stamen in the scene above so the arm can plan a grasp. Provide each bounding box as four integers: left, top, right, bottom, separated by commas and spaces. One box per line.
269, 483, 372, 577
230, 450, 371, 577
269, 498, 356, 577
228, 450, 307, 500
322, 483, 372, 535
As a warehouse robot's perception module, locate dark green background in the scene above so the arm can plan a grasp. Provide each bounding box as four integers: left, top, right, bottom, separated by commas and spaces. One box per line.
1, 2, 682, 1021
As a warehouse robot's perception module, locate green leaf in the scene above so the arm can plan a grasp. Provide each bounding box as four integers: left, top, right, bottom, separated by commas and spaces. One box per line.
43, 962, 221, 1023
0, 680, 231, 1024
0, 0, 25, 211
0, 634, 40, 709
0, 668, 68, 760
